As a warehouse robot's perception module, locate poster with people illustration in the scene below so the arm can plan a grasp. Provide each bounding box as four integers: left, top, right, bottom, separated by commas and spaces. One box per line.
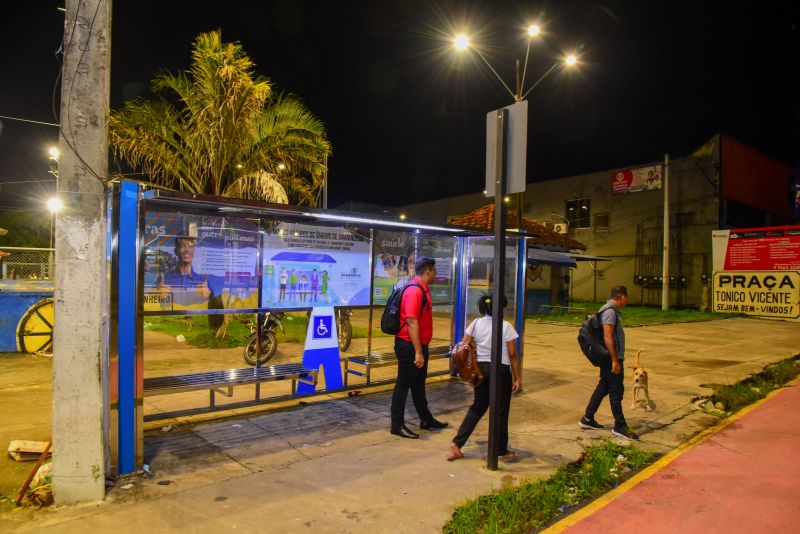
372, 230, 416, 304
143, 213, 260, 311
372, 231, 455, 304
261, 223, 371, 308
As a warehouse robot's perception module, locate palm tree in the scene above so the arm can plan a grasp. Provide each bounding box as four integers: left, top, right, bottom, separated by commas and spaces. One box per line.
110, 30, 331, 205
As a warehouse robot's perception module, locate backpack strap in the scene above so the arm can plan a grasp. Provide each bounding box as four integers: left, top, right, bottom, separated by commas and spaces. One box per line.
398, 281, 428, 333
596, 303, 620, 350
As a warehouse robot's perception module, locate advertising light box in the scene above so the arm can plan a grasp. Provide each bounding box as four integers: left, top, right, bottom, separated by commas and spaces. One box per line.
262, 223, 371, 308
143, 212, 259, 312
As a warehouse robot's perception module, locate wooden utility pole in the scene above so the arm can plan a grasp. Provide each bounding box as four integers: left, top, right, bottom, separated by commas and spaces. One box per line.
52, 0, 112, 503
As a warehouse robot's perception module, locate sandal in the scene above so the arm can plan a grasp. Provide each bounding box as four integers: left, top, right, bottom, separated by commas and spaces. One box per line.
446, 444, 464, 462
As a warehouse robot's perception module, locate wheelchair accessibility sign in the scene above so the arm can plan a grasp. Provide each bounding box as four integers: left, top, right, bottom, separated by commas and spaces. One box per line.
313, 315, 333, 339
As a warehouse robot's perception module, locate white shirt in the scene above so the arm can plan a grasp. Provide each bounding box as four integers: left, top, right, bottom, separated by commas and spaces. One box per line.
465, 315, 519, 365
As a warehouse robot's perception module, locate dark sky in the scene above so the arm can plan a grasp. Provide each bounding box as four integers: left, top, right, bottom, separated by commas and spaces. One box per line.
1, 1, 798, 212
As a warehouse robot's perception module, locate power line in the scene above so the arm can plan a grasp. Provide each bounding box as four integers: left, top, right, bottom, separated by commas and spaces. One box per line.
0, 115, 60, 128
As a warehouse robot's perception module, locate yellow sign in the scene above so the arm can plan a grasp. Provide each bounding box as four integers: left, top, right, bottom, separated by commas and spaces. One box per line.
713, 271, 800, 319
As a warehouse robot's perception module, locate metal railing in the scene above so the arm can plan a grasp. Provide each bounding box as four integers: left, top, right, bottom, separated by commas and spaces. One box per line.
0, 247, 55, 281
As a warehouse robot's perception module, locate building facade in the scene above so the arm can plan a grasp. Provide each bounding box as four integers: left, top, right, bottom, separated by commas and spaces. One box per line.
387, 135, 796, 307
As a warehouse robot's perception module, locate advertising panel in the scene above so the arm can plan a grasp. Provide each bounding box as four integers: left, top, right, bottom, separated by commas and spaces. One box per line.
143, 213, 259, 312
420, 236, 455, 303
372, 230, 415, 305
371, 231, 456, 305
712, 271, 800, 319
261, 223, 371, 308
611, 165, 663, 194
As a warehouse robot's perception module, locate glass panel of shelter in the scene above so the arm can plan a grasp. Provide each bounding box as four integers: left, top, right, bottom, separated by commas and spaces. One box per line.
140, 209, 462, 414
463, 236, 519, 332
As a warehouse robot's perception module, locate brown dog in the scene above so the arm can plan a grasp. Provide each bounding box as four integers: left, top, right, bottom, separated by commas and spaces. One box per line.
631, 349, 651, 410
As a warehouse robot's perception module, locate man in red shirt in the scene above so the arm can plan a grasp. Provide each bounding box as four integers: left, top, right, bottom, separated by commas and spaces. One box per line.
390, 257, 448, 438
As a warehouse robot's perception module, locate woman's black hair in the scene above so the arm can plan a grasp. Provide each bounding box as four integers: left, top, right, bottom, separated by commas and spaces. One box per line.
478, 292, 507, 316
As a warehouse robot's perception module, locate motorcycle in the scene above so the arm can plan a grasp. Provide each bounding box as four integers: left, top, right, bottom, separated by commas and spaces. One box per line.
243, 308, 353, 366
243, 311, 285, 366
336, 308, 353, 352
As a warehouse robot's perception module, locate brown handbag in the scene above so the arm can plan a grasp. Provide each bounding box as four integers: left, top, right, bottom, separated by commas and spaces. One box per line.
451, 340, 483, 387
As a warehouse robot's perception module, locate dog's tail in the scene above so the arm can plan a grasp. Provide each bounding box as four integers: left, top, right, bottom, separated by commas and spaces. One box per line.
635, 349, 643, 367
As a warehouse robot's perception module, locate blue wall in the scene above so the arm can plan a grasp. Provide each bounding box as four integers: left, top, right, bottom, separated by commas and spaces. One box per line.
0, 292, 52, 352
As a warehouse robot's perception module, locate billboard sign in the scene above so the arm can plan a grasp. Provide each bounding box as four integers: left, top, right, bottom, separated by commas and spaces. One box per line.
611, 165, 662, 194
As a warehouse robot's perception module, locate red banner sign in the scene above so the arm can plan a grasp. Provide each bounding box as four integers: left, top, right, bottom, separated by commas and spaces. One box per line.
723, 227, 800, 271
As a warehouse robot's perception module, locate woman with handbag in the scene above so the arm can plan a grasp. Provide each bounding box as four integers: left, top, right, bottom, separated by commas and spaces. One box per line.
447, 293, 521, 462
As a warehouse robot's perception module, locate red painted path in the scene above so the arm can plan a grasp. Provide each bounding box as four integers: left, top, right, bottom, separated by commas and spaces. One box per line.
564, 383, 800, 533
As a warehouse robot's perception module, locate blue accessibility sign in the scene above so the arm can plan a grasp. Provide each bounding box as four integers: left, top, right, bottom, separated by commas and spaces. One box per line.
313, 315, 333, 339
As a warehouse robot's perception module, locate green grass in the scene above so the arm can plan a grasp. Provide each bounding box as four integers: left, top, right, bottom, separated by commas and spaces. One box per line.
144, 315, 252, 348
709, 356, 800, 413
144, 312, 377, 348
528, 300, 741, 327
443, 441, 660, 533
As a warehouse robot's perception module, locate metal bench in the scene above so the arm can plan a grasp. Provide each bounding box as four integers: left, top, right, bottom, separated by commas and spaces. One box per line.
143, 363, 317, 420
344, 345, 451, 386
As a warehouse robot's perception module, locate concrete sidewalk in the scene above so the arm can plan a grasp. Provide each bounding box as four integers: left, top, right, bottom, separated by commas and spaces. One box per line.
1, 317, 798, 532
549, 380, 800, 533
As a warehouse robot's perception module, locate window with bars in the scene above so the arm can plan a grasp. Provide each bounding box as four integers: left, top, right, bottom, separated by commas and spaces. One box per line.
565, 198, 590, 228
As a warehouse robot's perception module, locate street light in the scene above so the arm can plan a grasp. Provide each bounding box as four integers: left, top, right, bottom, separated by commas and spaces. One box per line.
452, 24, 580, 471
452, 26, 579, 102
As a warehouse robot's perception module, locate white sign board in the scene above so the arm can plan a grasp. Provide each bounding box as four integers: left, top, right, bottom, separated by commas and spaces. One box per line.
485, 100, 528, 197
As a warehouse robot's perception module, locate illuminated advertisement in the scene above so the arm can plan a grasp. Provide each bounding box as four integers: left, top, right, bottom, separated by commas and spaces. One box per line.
420, 236, 455, 303
143, 213, 259, 312
372, 232, 456, 304
611, 165, 662, 194
372, 230, 415, 304
262, 223, 371, 308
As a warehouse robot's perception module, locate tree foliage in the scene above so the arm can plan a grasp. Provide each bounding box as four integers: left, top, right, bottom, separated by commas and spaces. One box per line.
110, 30, 331, 205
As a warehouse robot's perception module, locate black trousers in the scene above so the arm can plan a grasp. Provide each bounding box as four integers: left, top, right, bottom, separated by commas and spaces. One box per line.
452, 362, 513, 454
390, 339, 433, 428
584, 361, 627, 430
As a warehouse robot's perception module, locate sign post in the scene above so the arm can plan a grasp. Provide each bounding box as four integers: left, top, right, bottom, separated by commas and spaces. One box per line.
484, 100, 527, 471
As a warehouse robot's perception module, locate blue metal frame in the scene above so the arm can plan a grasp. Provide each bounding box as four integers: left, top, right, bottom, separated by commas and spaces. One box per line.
515, 237, 527, 360
453, 236, 467, 343
117, 182, 139, 474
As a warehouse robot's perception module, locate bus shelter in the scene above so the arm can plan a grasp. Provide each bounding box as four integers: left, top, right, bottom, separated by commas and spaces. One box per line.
111, 182, 529, 474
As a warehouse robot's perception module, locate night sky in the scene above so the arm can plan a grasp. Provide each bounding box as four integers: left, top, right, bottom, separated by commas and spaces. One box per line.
1, 1, 798, 212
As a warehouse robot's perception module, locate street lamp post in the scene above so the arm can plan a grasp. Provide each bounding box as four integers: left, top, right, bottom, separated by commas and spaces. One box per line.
454, 26, 578, 471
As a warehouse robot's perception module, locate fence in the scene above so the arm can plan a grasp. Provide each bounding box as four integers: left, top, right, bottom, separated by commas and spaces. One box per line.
0, 247, 55, 281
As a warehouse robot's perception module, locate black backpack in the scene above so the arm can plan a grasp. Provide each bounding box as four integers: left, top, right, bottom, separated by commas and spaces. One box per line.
380, 282, 428, 335
577, 304, 617, 366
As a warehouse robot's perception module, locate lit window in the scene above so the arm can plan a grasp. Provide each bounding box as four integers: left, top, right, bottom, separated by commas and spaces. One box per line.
565, 198, 590, 228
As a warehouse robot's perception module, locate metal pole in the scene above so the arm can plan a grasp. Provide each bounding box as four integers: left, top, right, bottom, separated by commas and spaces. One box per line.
661, 154, 670, 310
487, 108, 508, 471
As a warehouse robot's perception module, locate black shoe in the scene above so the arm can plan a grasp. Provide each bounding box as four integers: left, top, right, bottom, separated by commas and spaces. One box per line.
420, 418, 449, 430
579, 416, 604, 430
612, 426, 640, 441
390, 425, 419, 439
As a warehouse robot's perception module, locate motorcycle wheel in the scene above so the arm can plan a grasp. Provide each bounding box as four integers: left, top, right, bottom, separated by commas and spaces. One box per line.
243, 330, 278, 365
338, 318, 352, 352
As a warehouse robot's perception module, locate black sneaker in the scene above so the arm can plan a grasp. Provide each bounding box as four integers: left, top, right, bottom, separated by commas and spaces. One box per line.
612, 427, 640, 440
579, 416, 604, 430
